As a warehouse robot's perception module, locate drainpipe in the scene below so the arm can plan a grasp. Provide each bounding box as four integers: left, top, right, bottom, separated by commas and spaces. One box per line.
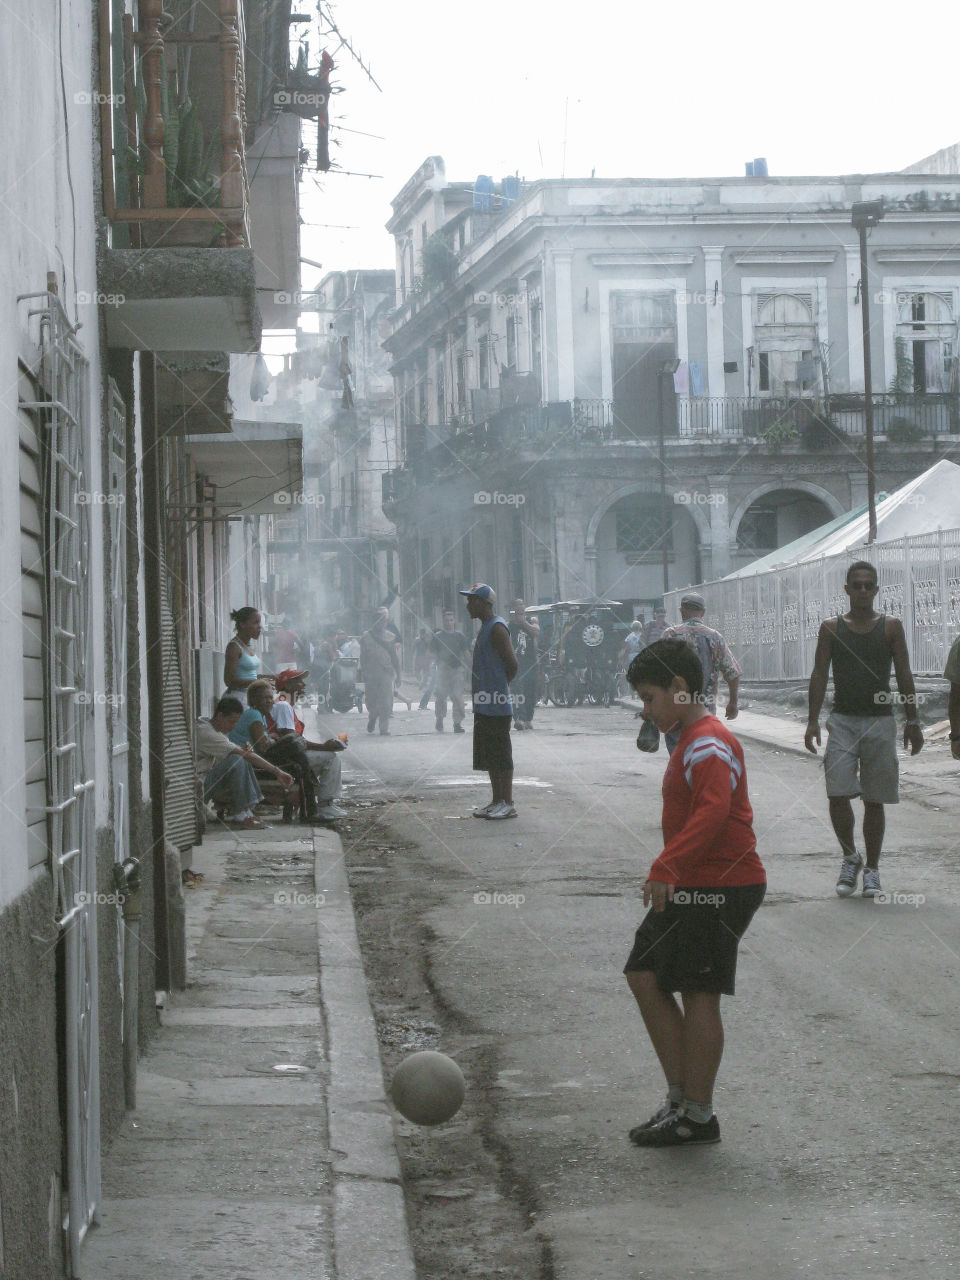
113, 857, 142, 1108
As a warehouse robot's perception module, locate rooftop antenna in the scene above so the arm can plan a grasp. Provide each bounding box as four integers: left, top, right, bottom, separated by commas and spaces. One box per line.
315, 1, 382, 90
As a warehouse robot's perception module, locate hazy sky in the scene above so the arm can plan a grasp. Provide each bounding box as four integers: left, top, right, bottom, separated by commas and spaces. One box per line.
293, 0, 958, 299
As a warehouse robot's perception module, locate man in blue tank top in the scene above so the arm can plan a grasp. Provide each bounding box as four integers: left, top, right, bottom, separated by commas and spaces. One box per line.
805, 561, 923, 898
459, 584, 519, 819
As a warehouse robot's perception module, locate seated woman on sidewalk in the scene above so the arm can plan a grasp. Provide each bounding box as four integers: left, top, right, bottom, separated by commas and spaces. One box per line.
229, 680, 320, 821
196, 697, 294, 830
273, 669, 347, 821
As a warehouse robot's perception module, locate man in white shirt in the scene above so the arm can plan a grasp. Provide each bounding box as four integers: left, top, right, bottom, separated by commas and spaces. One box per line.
197, 696, 293, 830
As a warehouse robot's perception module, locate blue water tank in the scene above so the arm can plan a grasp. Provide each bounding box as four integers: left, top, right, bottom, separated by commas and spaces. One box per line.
501, 175, 520, 205
474, 175, 495, 212
753, 157, 768, 177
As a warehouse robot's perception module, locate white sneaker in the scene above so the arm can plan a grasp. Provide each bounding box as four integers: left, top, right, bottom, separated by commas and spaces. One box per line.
472, 802, 497, 818
316, 803, 347, 820
485, 802, 517, 820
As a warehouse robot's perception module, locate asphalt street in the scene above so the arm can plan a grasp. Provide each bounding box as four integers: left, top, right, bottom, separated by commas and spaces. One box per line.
333, 699, 960, 1280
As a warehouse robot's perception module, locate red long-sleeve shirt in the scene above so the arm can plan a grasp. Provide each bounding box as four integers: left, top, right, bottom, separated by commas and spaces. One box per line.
648, 717, 765, 888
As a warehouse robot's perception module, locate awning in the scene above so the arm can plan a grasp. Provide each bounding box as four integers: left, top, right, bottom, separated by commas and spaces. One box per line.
185, 418, 302, 516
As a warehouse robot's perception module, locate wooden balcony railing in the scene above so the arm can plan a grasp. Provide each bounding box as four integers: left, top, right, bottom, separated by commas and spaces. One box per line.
99, 0, 251, 247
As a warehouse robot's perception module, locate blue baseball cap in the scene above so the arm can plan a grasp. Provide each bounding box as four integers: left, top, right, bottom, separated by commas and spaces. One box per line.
458, 583, 496, 604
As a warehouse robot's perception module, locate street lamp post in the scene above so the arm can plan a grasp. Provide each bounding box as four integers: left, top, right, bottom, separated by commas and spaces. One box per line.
852, 199, 885, 544
657, 359, 681, 594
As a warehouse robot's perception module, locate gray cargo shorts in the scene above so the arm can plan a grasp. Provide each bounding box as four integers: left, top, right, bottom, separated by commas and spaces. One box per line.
823, 713, 899, 804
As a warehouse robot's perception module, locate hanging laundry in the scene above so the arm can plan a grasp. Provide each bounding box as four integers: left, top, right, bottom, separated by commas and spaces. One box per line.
673, 362, 690, 394
689, 361, 704, 396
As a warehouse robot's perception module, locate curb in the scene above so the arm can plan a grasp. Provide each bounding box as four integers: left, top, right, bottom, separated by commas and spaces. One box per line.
313, 827, 417, 1280
614, 697, 811, 759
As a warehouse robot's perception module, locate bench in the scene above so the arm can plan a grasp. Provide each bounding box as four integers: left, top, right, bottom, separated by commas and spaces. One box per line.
207, 773, 302, 824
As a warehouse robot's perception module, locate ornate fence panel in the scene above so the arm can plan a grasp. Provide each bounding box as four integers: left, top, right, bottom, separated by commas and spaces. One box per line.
668, 528, 960, 678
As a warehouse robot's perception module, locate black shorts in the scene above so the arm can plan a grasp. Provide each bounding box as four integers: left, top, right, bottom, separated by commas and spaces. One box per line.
473, 713, 513, 772
623, 883, 766, 995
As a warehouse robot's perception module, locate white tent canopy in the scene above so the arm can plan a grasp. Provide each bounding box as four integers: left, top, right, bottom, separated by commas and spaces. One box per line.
723, 459, 960, 579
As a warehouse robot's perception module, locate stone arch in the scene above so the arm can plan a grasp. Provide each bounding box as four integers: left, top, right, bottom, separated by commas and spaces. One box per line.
585, 481, 711, 555
729, 481, 843, 542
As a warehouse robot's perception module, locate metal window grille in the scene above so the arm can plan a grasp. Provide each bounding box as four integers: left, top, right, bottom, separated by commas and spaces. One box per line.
18, 289, 101, 1273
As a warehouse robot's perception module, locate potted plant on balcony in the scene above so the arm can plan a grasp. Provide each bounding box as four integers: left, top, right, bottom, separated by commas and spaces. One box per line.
761, 416, 799, 448
131, 76, 224, 247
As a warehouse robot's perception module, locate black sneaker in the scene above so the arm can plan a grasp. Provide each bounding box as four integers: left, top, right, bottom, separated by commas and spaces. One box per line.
628, 1101, 678, 1143
631, 1110, 720, 1147
453, 723, 465, 733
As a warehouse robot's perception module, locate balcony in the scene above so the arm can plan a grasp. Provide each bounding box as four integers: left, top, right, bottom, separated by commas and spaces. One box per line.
97, 0, 290, 351
386, 392, 960, 492
186, 418, 303, 515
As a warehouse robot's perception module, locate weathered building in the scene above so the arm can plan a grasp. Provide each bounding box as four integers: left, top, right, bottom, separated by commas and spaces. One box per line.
383, 157, 960, 636
0, 1, 303, 1273
255, 269, 399, 637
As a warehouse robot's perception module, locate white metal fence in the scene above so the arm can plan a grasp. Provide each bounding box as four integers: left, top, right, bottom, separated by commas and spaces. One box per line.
666, 528, 960, 679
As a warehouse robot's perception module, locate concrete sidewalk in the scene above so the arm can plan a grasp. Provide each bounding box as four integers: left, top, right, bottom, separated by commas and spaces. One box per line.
619, 694, 960, 790
79, 823, 416, 1280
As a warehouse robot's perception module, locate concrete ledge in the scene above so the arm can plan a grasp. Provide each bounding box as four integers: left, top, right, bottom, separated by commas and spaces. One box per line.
313, 829, 417, 1280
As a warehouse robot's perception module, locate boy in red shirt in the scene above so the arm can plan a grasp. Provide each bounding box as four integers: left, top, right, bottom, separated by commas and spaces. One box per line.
624, 639, 766, 1146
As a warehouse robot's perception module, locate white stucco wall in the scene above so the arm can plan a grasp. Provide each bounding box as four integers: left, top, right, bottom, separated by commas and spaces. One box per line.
0, 0, 110, 906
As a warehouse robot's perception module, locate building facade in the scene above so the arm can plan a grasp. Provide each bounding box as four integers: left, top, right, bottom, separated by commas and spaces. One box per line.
383, 157, 960, 631
0, 1, 303, 1274
253, 269, 399, 643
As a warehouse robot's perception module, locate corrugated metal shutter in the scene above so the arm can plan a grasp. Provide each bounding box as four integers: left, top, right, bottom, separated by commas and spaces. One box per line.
159, 539, 198, 852
19, 380, 48, 870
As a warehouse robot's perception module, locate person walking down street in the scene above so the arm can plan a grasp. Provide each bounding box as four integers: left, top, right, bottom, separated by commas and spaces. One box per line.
661, 593, 741, 754
643, 607, 668, 646
223, 607, 274, 694
620, 620, 646, 702
460, 584, 518, 819
431, 609, 470, 732
509, 598, 541, 730
624, 639, 766, 1147
361, 607, 401, 735
195, 697, 293, 831
805, 560, 923, 898
414, 628, 436, 711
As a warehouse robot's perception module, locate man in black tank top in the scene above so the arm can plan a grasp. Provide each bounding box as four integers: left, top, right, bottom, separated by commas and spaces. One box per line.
805, 561, 923, 898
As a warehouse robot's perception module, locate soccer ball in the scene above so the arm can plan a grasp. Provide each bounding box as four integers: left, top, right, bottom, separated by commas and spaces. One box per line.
390, 1050, 466, 1126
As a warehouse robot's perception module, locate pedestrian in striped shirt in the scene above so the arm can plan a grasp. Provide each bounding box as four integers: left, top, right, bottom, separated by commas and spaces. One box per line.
623, 639, 766, 1147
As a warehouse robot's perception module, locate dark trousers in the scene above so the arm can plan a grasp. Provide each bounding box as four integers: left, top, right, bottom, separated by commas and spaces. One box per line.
514, 665, 539, 723
262, 735, 318, 816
